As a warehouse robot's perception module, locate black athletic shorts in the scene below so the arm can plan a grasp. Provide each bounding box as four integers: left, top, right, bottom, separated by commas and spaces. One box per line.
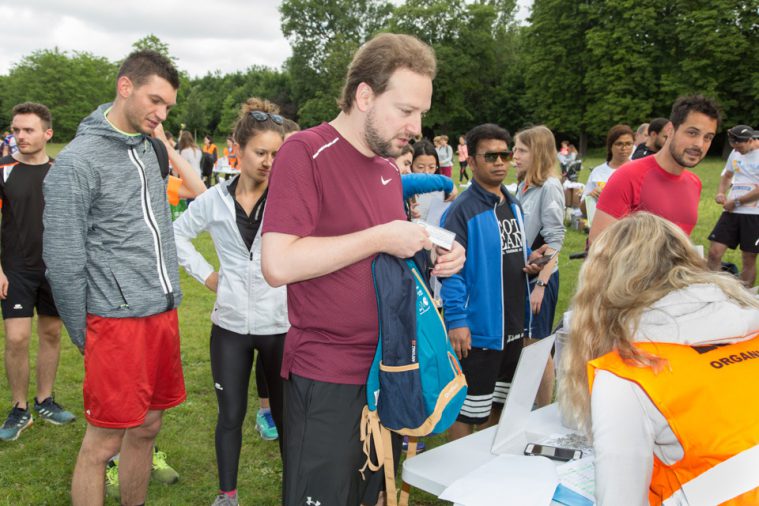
283, 374, 402, 506
708, 212, 759, 253
457, 337, 523, 425
1, 269, 58, 319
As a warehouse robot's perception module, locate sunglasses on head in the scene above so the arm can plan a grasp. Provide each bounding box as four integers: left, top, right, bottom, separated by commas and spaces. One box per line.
477, 151, 511, 163
250, 110, 284, 125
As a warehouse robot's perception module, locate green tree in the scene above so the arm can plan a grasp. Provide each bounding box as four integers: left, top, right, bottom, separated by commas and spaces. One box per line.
131, 34, 177, 63
522, 0, 595, 151
0, 48, 116, 141
280, 0, 393, 125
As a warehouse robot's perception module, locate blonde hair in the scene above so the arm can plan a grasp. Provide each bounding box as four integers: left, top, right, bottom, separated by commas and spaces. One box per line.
338, 33, 436, 113
514, 125, 559, 187
558, 212, 759, 434
232, 97, 284, 148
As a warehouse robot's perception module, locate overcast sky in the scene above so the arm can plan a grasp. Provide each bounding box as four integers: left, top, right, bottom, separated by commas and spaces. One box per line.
1, 0, 532, 78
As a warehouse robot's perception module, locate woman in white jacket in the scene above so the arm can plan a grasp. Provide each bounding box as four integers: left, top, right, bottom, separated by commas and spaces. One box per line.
174, 98, 288, 506
558, 212, 759, 506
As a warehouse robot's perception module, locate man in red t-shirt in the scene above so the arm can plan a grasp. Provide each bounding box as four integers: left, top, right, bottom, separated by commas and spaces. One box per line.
590, 95, 721, 243
262, 34, 465, 506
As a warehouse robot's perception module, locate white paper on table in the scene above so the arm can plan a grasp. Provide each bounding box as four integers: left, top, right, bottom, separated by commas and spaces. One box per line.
556, 457, 596, 502
439, 454, 559, 506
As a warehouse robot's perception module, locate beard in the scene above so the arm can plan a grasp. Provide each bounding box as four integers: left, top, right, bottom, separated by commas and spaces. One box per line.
669, 142, 703, 168
364, 109, 400, 158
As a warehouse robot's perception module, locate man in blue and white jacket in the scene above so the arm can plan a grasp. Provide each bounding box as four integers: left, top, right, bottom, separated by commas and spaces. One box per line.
441, 123, 544, 441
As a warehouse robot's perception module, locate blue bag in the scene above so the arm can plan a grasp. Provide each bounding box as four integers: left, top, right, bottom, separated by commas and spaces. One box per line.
360, 253, 467, 506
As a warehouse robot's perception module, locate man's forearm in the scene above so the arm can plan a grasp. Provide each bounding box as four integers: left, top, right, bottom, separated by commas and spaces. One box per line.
717, 173, 733, 196
262, 226, 387, 287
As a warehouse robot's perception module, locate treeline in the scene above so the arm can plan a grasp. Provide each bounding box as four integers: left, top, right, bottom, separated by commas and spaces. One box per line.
1, 0, 757, 150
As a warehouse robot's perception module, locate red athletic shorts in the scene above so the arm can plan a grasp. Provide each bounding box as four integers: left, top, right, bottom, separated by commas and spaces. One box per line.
83, 309, 186, 428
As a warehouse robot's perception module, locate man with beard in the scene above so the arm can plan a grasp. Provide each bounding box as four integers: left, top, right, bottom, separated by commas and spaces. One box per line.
261, 33, 465, 506
589, 95, 721, 242
631, 117, 669, 160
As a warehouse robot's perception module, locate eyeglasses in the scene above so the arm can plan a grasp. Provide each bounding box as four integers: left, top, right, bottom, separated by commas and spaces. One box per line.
250, 110, 284, 125
477, 151, 511, 163
613, 141, 634, 148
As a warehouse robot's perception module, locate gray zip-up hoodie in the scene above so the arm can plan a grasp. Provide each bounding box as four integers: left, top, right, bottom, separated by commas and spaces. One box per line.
43, 104, 182, 348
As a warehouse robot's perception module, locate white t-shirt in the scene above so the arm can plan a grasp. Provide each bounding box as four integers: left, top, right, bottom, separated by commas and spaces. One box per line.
726, 148, 759, 215
582, 162, 616, 198
180, 148, 203, 178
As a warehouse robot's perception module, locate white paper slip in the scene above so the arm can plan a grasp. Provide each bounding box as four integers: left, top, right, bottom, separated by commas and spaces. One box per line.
556, 457, 596, 503
415, 220, 456, 250
439, 454, 559, 506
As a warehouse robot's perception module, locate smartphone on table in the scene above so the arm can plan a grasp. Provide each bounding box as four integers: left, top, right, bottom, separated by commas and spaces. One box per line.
524, 443, 582, 462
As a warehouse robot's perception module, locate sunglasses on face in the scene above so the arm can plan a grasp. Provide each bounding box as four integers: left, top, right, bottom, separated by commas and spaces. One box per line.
250, 110, 284, 125
477, 151, 511, 163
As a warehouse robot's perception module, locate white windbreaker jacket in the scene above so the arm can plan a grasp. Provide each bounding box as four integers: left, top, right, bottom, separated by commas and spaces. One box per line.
173, 177, 289, 335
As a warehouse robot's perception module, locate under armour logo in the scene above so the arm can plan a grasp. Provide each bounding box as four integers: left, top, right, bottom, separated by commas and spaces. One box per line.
214, 383, 224, 391
13, 304, 22, 310
306, 497, 321, 506
381, 176, 392, 185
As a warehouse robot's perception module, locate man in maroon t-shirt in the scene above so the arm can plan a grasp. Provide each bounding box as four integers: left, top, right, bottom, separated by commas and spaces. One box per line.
590, 95, 721, 243
262, 34, 465, 506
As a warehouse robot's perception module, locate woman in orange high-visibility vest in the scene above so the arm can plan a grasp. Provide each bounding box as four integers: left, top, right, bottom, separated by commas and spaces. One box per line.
558, 212, 759, 506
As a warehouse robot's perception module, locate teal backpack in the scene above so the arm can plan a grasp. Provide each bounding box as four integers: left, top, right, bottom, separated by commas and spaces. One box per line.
360, 253, 467, 506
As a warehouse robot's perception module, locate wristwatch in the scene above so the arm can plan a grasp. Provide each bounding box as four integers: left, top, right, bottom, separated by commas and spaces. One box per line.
535, 279, 547, 288
735, 199, 742, 208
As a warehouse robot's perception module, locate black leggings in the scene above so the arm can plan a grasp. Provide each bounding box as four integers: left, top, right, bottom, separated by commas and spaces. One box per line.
210, 324, 285, 491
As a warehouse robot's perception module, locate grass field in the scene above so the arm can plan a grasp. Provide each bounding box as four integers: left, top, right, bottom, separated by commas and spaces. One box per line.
0, 144, 739, 505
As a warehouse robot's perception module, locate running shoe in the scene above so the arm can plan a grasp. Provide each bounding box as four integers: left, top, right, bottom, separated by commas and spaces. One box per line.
34, 396, 75, 425
105, 460, 120, 499
152, 447, 180, 484
212, 493, 239, 506
255, 409, 278, 441
0, 404, 33, 441
401, 436, 426, 453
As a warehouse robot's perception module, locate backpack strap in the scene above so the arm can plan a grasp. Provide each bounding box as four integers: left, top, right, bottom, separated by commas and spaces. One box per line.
148, 136, 170, 179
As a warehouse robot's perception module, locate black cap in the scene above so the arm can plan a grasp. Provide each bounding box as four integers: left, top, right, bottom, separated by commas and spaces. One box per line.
728, 125, 755, 142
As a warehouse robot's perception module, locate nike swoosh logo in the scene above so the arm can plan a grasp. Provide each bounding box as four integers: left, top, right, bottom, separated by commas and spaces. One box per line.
381, 176, 392, 185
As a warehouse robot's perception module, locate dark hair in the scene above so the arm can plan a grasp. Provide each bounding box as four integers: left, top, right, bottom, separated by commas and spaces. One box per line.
399, 143, 413, 157
605, 124, 634, 162
232, 97, 284, 149
669, 95, 721, 131
11, 102, 52, 129
117, 50, 180, 90
465, 123, 510, 159
412, 139, 440, 174
282, 118, 300, 135
647, 117, 669, 135
338, 33, 436, 112
204, 134, 213, 143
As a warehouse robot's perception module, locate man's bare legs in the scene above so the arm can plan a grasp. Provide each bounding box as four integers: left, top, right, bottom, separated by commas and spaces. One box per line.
741, 251, 757, 288
447, 420, 474, 441
34, 315, 62, 402
119, 410, 163, 505
72, 424, 125, 506
707, 241, 728, 272
71, 410, 163, 506
4, 317, 32, 409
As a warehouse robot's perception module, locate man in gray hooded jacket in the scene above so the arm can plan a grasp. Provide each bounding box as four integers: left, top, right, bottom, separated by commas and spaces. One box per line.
42, 50, 199, 506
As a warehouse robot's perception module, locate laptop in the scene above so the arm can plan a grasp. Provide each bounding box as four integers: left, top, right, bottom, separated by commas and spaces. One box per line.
491, 335, 556, 455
